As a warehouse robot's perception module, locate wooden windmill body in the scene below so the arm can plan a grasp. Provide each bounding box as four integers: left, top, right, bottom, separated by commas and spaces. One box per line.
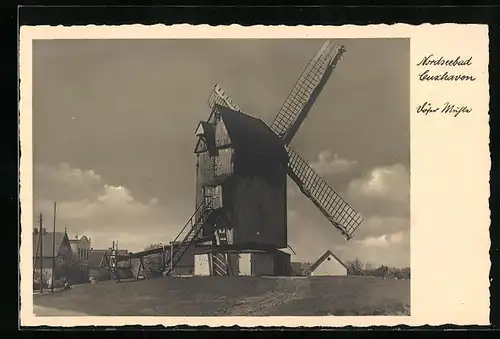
194, 106, 288, 249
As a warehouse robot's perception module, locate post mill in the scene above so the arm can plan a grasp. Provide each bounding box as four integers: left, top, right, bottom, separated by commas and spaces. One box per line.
125, 40, 364, 279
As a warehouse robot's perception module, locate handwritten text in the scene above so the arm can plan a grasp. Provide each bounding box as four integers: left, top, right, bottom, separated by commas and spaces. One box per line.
416, 101, 472, 117
417, 55, 476, 82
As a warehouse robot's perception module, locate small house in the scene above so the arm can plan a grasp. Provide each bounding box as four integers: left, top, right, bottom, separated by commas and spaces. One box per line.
306, 250, 347, 276
32, 228, 74, 285
69, 235, 92, 262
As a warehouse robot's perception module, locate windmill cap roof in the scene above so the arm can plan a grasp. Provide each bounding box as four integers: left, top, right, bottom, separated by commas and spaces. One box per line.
215, 104, 287, 162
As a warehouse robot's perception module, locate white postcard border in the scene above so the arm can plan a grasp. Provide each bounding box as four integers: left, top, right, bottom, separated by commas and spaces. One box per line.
19, 23, 490, 327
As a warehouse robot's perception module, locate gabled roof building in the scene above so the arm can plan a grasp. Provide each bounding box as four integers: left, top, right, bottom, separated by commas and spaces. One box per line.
305, 250, 348, 276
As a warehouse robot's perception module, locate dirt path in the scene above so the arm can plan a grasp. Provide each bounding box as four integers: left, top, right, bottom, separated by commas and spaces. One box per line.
219, 277, 310, 316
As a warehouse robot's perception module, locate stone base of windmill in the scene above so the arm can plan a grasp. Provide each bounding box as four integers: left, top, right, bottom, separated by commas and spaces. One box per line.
193, 248, 290, 277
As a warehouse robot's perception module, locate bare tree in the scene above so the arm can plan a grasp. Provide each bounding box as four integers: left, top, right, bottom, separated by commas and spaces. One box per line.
346, 258, 365, 276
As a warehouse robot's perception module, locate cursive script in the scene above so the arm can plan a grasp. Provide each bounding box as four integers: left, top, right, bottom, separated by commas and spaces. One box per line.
417, 55, 472, 67
416, 101, 472, 117
418, 70, 476, 82
417, 55, 476, 82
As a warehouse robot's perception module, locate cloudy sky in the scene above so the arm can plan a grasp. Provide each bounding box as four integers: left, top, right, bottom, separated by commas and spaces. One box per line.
32, 38, 410, 267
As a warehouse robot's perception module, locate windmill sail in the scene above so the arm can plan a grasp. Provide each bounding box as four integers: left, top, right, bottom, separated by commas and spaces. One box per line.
286, 147, 363, 240
270, 41, 346, 145
204, 83, 363, 240
208, 84, 243, 112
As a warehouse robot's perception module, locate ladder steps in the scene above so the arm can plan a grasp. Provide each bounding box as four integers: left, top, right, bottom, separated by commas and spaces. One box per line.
163, 200, 214, 276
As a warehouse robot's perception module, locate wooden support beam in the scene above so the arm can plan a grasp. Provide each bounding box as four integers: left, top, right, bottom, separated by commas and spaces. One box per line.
136, 257, 144, 280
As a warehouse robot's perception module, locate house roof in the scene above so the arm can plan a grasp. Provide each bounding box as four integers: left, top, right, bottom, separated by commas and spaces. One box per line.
32, 232, 68, 258
69, 235, 91, 244
88, 250, 106, 267
306, 250, 347, 273
215, 104, 287, 162
90, 249, 129, 256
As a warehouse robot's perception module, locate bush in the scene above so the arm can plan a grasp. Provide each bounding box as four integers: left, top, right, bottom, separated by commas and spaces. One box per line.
57, 261, 91, 284
141, 244, 165, 278
346, 258, 410, 280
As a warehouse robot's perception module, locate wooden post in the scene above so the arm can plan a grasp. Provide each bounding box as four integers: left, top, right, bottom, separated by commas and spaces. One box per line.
33, 217, 42, 292
115, 241, 120, 282
39, 213, 43, 294
51, 202, 57, 293
110, 241, 115, 280
160, 243, 164, 272
136, 257, 143, 280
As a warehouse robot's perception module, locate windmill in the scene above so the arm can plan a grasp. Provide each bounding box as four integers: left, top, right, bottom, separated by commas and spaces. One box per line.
162, 40, 363, 277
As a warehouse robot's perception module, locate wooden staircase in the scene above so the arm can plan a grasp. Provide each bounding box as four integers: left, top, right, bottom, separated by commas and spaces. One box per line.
163, 201, 214, 276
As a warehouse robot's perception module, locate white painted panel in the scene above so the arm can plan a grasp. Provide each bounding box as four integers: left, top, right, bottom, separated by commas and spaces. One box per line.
194, 254, 211, 276
252, 253, 274, 276
238, 253, 252, 276
214, 228, 234, 246
310, 254, 347, 276
226, 229, 234, 245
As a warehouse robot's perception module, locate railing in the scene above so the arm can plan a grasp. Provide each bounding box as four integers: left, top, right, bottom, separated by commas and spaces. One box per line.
171, 202, 207, 245
163, 198, 214, 276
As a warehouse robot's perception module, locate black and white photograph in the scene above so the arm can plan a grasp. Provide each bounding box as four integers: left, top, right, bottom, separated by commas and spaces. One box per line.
28, 37, 411, 317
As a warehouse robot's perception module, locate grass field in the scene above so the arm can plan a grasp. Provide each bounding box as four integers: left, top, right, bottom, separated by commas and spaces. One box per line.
32, 276, 410, 316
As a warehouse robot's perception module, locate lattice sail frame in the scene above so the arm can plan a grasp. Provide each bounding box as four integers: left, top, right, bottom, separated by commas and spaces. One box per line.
270, 41, 346, 141
208, 84, 243, 112
286, 147, 363, 239
205, 41, 363, 241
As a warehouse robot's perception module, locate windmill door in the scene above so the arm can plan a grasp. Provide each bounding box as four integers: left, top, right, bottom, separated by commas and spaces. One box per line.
204, 185, 223, 210
238, 253, 252, 276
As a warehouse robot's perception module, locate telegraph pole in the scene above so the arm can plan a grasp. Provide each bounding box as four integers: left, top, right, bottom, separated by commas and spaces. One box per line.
51, 202, 57, 293
161, 242, 165, 271
33, 215, 42, 292
39, 213, 43, 294
116, 240, 120, 282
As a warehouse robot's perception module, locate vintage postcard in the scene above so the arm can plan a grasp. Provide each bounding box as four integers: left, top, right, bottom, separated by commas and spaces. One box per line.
19, 24, 490, 327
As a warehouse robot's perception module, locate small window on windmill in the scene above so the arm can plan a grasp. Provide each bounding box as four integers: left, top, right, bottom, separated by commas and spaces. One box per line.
215, 229, 229, 246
